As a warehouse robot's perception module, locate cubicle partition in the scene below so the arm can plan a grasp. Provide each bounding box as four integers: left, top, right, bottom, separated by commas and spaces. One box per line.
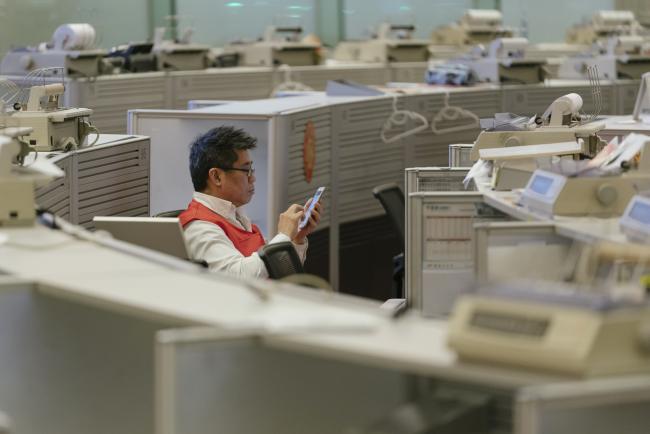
34, 156, 73, 221
35, 134, 150, 228
500, 81, 618, 117
616, 79, 643, 115
129, 96, 352, 289
168, 68, 276, 109
126, 78, 638, 297
127, 110, 275, 235
388, 62, 429, 83
62, 73, 170, 134
280, 64, 392, 90
4, 68, 642, 137
404, 87, 499, 168
128, 90, 492, 296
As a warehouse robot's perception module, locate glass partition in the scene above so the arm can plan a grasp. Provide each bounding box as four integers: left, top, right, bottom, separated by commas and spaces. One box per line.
0, 0, 149, 57
342, 0, 618, 43
343, 0, 478, 41
501, 0, 615, 42
175, 0, 317, 46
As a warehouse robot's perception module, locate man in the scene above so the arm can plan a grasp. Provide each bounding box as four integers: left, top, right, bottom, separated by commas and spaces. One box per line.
179, 126, 321, 278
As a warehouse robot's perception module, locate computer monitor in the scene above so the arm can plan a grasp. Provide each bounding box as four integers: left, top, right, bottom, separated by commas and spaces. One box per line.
93, 216, 190, 260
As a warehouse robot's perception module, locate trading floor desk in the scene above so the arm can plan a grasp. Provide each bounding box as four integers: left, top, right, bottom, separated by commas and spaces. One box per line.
482, 189, 626, 243
0, 223, 649, 434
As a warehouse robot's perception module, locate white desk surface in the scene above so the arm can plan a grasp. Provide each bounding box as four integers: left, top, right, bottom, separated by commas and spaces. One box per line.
0, 224, 568, 389
603, 115, 650, 133
482, 189, 629, 244
482, 189, 543, 222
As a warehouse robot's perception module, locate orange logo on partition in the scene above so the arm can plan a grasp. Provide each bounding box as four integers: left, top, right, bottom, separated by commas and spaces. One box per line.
303, 120, 316, 183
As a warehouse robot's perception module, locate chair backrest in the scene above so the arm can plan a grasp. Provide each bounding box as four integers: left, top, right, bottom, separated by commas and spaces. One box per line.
258, 241, 304, 279
154, 209, 184, 218
372, 183, 405, 249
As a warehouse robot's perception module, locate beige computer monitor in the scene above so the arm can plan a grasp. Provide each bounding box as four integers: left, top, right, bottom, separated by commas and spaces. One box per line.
93, 216, 190, 260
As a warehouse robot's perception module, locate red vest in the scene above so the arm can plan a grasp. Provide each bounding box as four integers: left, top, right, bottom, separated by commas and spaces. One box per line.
179, 199, 266, 257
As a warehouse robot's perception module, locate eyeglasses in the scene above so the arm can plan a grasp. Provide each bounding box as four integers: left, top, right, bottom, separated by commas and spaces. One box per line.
217, 165, 255, 177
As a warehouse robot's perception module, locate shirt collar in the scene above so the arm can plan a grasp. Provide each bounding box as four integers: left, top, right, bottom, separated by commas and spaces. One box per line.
192, 191, 251, 231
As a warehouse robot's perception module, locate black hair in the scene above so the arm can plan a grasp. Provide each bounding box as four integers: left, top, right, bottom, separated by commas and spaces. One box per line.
188, 126, 257, 191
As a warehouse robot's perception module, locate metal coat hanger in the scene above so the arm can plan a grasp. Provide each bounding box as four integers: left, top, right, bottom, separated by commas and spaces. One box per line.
431, 92, 480, 135
380, 94, 429, 144
270, 64, 314, 97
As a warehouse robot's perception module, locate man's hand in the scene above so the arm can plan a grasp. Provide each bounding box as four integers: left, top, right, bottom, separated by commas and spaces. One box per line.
277, 204, 304, 239
294, 199, 322, 244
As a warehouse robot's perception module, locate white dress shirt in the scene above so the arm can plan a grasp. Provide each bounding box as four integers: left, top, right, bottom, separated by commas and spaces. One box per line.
183, 192, 308, 278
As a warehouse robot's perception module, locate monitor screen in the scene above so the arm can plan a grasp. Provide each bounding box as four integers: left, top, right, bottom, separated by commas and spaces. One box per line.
530, 175, 554, 196
628, 200, 650, 225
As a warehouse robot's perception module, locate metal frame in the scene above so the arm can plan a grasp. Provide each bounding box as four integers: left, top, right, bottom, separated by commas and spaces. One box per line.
473, 221, 561, 284
448, 144, 474, 167
406, 191, 487, 317
405, 167, 472, 197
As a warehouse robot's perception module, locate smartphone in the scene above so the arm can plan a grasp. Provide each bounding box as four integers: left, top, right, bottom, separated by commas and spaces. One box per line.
299, 186, 325, 229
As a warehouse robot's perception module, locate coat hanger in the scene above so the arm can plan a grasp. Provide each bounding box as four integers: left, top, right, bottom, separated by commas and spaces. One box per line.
270, 64, 314, 97
431, 92, 480, 135
380, 94, 429, 144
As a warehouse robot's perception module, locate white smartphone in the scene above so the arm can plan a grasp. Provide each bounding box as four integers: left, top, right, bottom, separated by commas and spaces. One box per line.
299, 186, 325, 229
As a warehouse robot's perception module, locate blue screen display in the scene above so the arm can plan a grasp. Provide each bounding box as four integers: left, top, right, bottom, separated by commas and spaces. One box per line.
629, 201, 650, 225
530, 175, 554, 196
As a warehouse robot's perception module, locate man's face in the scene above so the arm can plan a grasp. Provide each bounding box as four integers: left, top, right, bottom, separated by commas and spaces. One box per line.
215, 149, 255, 207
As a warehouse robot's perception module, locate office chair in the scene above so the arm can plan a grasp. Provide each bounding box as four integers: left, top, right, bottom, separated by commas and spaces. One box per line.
258, 241, 305, 279
372, 183, 405, 298
154, 209, 184, 218
372, 183, 405, 248
258, 242, 332, 290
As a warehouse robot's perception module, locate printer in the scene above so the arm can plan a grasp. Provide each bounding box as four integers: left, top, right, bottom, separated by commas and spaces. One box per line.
469, 92, 610, 190
105, 42, 157, 73
333, 23, 430, 63
456, 37, 545, 84
449, 281, 650, 377
567, 10, 648, 45
471, 93, 606, 161
152, 27, 210, 71
432, 9, 513, 47
559, 35, 650, 80
0, 126, 65, 227
2, 76, 96, 152
0, 24, 108, 77
228, 26, 320, 67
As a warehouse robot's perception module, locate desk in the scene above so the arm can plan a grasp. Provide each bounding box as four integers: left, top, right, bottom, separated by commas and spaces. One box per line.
0, 223, 649, 434
601, 115, 650, 142
482, 189, 629, 244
